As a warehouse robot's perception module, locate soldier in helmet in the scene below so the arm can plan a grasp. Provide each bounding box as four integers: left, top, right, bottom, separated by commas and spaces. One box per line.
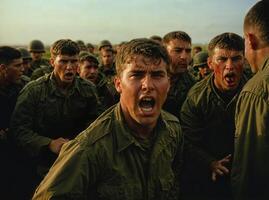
86, 43, 95, 54
76, 40, 87, 51
193, 51, 211, 81
28, 40, 50, 77
162, 31, 196, 119
98, 39, 113, 53
99, 47, 116, 85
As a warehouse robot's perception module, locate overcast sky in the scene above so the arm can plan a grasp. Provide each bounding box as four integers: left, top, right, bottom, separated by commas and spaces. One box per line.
0, 0, 258, 46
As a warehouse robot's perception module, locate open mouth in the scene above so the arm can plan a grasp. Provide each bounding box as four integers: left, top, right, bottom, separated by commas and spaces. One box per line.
64, 72, 74, 79
224, 72, 236, 85
139, 97, 155, 112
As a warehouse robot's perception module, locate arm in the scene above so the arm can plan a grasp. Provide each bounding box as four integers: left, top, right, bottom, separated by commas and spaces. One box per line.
9, 85, 52, 157
232, 91, 269, 199
32, 139, 98, 200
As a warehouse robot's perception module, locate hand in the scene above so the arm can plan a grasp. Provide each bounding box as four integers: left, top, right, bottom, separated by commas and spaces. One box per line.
210, 154, 231, 182
48, 137, 69, 154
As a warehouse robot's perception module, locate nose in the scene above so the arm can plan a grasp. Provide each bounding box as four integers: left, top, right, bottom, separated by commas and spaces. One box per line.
180, 50, 189, 60
141, 75, 154, 91
225, 58, 234, 70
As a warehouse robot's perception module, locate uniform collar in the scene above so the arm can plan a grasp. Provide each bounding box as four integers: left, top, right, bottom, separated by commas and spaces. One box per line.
113, 103, 175, 153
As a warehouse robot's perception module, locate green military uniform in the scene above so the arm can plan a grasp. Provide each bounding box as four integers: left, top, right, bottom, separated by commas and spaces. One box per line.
10, 73, 100, 178
33, 104, 184, 200
29, 58, 50, 76
98, 62, 116, 85
180, 73, 247, 199
232, 58, 269, 200
30, 65, 53, 80
163, 71, 196, 119
94, 71, 117, 111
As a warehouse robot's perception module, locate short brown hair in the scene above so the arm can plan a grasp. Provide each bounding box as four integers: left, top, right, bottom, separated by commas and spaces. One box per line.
163, 31, 192, 45
208, 32, 244, 56
244, 0, 269, 45
50, 39, 80, 58
115, 38, 170, 76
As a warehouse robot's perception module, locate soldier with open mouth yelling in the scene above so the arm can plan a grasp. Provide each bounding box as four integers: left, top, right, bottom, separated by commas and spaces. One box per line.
32, 38, 184, 200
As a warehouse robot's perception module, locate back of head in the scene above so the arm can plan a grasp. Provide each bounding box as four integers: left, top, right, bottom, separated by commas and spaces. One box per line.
28, 40, 45, 53
115, 38, 170, 75
208, 32, 244, 56
50, 39, 80, 58
244, 0, 269, 46
0, 46, 21, 65
163, 31, 192, 45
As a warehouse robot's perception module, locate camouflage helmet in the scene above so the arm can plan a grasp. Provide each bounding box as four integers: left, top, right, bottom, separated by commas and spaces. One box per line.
28, 40, 45, 53
193, 51, 209, 70
17, 48, 32, 60
98, 40, 112, 50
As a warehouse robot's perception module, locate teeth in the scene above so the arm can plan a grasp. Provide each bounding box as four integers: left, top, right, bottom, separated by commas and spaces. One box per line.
142, 97, 152, 101
141, 107, 153, 112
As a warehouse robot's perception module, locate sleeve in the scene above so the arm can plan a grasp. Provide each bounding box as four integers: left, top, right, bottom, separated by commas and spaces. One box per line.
180, 96, 216, 169
32, 139, 99, 200
9, 85, 52, 157
231, 91, 269, 199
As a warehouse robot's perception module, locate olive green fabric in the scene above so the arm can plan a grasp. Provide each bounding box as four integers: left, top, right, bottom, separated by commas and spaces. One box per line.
232, 58, 269, 200
163, 71, 196, 119
31, 65, 53, 80
33, 104, 184, 200
98, 63, 116, 85
29, 58, 50, 75
94, 71, 117, 111
180, 73, 247, 199
10, 73, 100, 176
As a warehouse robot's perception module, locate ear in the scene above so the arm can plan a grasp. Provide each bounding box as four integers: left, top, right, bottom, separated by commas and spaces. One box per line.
50, 58, 55, 68
114, 76, 122, 93
246, 32, 258, 50
77, 65, 81, 74
207, 57, 214, 70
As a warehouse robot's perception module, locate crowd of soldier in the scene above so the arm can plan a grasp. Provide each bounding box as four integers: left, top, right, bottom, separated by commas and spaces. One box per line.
0, 1, 268, 199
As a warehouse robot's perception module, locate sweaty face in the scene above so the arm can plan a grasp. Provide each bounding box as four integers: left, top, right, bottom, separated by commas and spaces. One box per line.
5, 58, 24, 84
166, 39, 192, 75
115, 55, 170, 129
78, 60, 98, 84
50, 54, 78, 87
209, 48, 244, 93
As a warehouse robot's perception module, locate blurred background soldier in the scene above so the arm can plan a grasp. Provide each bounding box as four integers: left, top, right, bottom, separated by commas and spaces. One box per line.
18, 47, 32, 79
192, 45, 202, 56
150, 35, 163, 44
192, 51, 211, 81
78, 51, 116, 112
28, 39, 50, 75
76, 40, 87, 51
162, 31, 196, 119
86, 42, 95, 54
99, 48, 116, 84
0, 46, 24, 199
10, 39, 100, 198
180, 32, 248, 200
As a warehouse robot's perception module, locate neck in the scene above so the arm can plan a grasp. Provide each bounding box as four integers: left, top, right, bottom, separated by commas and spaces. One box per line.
256, 46, 269, 70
